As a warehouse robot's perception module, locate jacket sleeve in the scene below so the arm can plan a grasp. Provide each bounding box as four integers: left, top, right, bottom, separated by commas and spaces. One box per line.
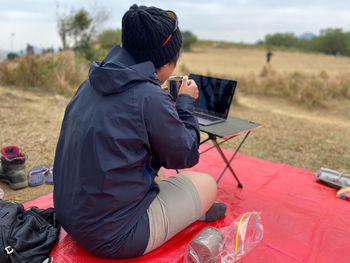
143, 89, 200, 170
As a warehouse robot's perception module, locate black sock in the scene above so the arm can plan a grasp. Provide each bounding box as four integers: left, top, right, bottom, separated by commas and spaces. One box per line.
198, 202, 227, 222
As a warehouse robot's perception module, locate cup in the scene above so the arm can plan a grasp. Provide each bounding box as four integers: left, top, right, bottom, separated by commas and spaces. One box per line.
186, 227, 225, 263
168, 76, 183, 102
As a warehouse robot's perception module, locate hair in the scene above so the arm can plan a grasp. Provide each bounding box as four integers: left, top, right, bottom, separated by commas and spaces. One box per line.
170, 50, 181, 68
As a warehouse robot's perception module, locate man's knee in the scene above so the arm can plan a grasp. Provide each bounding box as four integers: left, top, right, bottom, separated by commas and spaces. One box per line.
180, 171, 217, 213
181, 171, 216, 188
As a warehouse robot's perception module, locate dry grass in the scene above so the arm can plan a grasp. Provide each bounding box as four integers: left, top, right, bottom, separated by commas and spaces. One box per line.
1, 47, 349, 107
238, 66, 350, 107
175, 46, 350, 107
228, 95, 350, 172
1, 83, 349, 202
0, 51, 87, 96
177, 46, 350, 76
0, 86, 68, 202
1, 46, 350, 201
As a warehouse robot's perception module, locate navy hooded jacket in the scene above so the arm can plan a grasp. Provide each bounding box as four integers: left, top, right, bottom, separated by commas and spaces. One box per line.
53, 46, 200, 258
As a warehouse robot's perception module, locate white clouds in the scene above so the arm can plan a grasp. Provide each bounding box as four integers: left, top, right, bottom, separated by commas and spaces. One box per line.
0, 10, 42, 19
0, 19, 59, 51
179, 3, 350, 43
0, 0, 350, 50
250, 6, 350, 35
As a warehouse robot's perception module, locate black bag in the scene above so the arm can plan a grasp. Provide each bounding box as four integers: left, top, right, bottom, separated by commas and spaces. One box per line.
0, 200, 60, 263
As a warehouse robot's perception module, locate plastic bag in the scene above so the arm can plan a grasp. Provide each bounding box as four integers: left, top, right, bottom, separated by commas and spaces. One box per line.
184, 212, 263, 263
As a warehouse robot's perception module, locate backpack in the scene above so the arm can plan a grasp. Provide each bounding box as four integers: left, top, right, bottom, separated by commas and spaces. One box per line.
0, 200, 60, 263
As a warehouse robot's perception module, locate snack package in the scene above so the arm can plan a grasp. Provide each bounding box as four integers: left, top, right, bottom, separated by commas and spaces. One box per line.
336, 187, 350, 201
184, 212, 263, 263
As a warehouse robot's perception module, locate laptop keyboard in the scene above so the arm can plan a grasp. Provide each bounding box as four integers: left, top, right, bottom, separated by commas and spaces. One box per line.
194, 112, 220, 121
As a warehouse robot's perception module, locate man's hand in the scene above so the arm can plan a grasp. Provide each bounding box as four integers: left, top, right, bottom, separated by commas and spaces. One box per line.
178, 76, 198, 99
161, 86, 169, 92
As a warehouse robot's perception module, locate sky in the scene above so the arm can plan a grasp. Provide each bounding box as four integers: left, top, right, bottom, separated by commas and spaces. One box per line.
1, 0, 350, 51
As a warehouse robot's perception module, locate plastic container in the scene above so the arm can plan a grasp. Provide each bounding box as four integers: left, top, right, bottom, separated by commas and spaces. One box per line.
184, 212, 263, 263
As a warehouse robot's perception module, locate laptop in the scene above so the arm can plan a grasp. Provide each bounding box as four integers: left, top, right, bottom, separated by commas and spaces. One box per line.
189, 73, 237, 126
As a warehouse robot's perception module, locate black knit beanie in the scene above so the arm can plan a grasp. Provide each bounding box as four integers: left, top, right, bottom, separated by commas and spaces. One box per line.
122, 4, 182, 68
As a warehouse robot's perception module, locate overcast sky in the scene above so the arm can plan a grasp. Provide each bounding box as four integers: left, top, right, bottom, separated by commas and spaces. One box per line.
1, 0, 350, 51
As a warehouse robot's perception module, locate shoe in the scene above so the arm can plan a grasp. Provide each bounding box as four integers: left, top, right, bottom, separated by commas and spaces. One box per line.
45, 166, 53, 185
28, 165, 49, 186
0, 145, 28, 190
316, 167, 350, 189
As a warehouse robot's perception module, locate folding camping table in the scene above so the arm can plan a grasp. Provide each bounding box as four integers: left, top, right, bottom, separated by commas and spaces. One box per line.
199, 116, 261, 188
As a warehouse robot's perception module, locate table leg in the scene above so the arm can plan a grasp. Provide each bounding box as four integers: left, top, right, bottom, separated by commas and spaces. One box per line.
176, 133, 227, 174
177, 131, 251, 186
200, 134, 237, 155
215, 131, 251, 187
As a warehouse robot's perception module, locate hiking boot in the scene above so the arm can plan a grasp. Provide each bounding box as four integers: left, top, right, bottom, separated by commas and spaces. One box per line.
0, 145, 28, 190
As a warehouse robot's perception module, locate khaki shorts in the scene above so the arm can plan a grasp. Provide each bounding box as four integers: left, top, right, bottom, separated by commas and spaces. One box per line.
144, 174, 202, 254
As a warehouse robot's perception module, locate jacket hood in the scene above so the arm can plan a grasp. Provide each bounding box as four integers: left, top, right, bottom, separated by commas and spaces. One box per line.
88, 46, 160, 95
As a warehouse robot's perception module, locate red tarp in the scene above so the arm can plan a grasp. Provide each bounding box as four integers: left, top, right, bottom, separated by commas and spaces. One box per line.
24, 144, 350, 263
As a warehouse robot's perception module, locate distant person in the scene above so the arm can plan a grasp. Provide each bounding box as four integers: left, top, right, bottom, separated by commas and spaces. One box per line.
266, 49, 273, 63
26, 44, 34, 55
53, 4, 227, 259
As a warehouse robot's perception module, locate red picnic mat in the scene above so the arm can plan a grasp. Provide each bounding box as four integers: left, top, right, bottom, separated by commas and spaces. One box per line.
24, 144, 350, 263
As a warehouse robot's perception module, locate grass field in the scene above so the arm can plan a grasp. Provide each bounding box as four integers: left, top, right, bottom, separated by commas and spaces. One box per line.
177, 46, 350, 76
0, 46, 349, 201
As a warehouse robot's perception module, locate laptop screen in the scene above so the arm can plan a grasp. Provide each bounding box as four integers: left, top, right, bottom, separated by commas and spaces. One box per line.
189, 73, 237, 118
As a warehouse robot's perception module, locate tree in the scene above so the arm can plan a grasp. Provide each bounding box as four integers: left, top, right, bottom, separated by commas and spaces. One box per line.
57, 8, 74, 49
56, 4, 110, 50
318, 28, 348, 55
182, 30, 197, 51
7, 52, 18, 60
264, 32, 298, 48
345, 32, 350, 56
261, 28, 350, 56
70, 9, 92, 48
97, 29, 122, 50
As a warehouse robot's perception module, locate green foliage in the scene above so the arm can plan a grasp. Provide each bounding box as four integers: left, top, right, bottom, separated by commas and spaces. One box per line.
70, 9, 92, 49
76, 43, 108, 62
260, 28, 350, 57
197, 40, 266, 50
295, 38, 318, 52
264, 32, 298, 48
317, 28, 348, 55
7, 53, 18, 60
182, 30, 198, 51
72, 9, 92, 32
74, 28, 122, 62
196, 28, 350, 57
56, 6, 110, 61
57, 8, 92, 50
97, 29, 122, 50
